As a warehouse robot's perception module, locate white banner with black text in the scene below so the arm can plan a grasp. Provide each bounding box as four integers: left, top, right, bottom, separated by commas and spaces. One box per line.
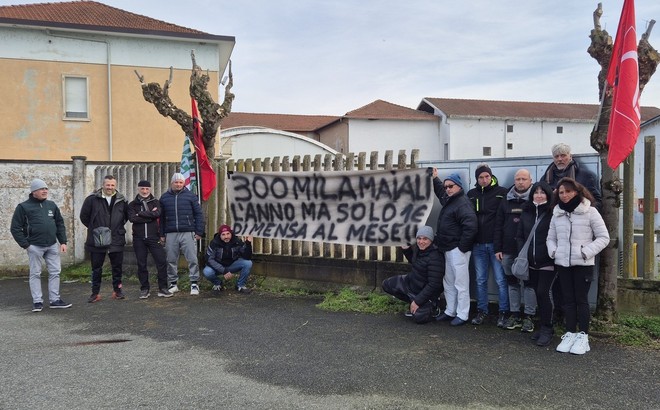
226, 168, 434, 246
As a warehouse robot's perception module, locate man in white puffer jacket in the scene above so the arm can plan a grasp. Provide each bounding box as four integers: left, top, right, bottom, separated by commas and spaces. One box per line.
547, 177, 609, 355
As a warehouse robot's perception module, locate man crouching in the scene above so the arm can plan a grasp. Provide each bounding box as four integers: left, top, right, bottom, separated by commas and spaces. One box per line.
382, 226, 444, 324
203, 225, 254, 294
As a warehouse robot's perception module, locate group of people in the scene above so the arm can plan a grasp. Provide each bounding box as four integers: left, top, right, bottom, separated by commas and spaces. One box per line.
11, 173, 254, 310
382, 143, 609, 355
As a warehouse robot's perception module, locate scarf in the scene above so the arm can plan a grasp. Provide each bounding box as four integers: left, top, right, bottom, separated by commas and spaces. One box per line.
558, 195, 582, 213
545, 161, 576, 185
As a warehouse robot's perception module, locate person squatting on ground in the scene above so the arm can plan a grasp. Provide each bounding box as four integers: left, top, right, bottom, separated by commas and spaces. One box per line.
432, 170, 477, 326
203, 224, 254, 294
80, 175, 129, 303
547, 177, 609, 355
159, 173, 205, 296
11, 178, 72, 312
494, 168, 537, 332
517, 181, 555, 346
382, 226, 444, 324
467, 164, 509, 327
128, 180, 173, 299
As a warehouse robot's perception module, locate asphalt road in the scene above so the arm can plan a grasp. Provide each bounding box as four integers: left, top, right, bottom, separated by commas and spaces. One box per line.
1, 277, 658, 409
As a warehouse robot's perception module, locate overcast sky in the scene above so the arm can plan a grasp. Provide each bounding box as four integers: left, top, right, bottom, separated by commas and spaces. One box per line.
5, 0, 660, 115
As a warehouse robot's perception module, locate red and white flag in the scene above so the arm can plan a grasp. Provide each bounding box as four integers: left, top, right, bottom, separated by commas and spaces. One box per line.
191, 98, 217, 201
606, 0, 640, 169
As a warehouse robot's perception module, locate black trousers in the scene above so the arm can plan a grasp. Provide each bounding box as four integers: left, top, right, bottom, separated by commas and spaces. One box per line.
90, 251, 123, 294
382, 274, 436, 324
557, 265, 593, 334
133, 237, 168, 291
528, 268, 558, 329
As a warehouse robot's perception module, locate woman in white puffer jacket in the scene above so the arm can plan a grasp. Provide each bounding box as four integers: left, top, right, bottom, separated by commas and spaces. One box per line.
547, 178, 609, 355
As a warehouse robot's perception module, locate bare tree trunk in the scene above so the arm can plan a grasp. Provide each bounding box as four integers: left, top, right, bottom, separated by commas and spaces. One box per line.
587, 3, 658, 322
135, 52, 234, 156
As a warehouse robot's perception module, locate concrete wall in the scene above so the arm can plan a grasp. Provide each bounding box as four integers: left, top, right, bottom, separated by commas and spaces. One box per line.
447, 117, 596, 160
348, 118, 441, 161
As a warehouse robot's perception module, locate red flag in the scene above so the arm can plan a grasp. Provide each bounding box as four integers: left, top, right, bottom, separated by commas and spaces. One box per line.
191, 98, 217, 201
606, 0, 640, 169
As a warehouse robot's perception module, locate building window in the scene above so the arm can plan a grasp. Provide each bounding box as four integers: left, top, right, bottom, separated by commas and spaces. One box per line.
506, 124, 514, 133
444, 143, 449, 161
507, 143, 513, 150
483, 147, 492, 156
63, 76, 89, 120
557, 126, 563, 133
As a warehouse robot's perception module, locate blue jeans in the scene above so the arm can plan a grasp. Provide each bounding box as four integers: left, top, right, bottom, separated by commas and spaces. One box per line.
473, 243, 509, 312
203, 258, 253, 288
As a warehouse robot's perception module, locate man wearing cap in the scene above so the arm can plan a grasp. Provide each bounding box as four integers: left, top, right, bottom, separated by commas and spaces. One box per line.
382, 226, 444, 324
203, 224, 254, 294
159, 173, 205, 295
11, 179, 72, 312
432, 169, 477, 326
128, 180, 173, 299
80, 174, 129, 302
466, 163, 509, 327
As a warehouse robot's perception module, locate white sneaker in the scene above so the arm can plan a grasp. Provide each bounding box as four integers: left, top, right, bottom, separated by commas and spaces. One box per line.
190, 283, 199, 296
569, 332, 591, 355
168, 284, 180, 293
556, 331, 577, 353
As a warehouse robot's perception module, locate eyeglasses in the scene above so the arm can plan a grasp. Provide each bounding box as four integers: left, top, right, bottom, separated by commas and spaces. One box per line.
444, 184, 456, 189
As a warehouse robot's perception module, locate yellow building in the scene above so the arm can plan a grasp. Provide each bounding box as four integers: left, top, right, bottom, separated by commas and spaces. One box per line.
0, 1, 234, 162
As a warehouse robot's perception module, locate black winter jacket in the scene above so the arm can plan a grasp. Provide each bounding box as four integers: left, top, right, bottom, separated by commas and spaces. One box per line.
205, 233, 252, 273
543, 159, 602, 209
516, 182, 554, 269
11, 195, 67, 248
432, 178, 478, 253
493, 185, 531, 255
402, 243, 444, 306
80, 189, 128, 252
128, 194, 162, 239
467, 176, 508, 244
159, 187, 205, 236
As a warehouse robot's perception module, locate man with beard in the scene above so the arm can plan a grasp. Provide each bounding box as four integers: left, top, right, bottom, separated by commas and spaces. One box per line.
543, 143, 601, 209
495, 169, 537, 332
202, 224, 253, 294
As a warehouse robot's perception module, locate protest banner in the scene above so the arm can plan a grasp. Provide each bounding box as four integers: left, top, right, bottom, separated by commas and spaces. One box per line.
226, 168, 435, 246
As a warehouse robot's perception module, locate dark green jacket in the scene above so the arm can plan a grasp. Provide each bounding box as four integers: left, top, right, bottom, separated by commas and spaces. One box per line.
11, 195, 67, 248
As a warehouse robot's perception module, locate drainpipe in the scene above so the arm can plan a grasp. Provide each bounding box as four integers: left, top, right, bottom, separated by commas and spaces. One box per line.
46, 31, 113, 160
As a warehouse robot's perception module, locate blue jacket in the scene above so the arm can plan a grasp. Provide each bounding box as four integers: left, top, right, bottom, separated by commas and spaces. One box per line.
159, 187, 205, 236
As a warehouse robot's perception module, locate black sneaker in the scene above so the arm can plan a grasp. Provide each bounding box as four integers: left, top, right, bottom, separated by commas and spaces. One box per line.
497, 312, 508, 328
87, 293, 101, 303
404, 311, 413, 317
505, 316, 523, 330
32, 302, 43, 312
112, 289, 125, 300
436, 313, 455, 322
471, 310, 487, 325
157, 288, 174, 298
521, 317, 535, 333
49, 299, 72, 309
139, 289, 150, 299
236, 286, 252, 294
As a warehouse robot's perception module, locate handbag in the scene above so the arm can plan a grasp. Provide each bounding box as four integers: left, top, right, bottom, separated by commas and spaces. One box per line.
92, 226, 112, 248
511, 215, 545, 281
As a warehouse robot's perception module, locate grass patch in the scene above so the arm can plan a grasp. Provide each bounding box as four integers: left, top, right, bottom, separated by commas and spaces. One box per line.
316, 288, 407, 314
591, 313, 660, 349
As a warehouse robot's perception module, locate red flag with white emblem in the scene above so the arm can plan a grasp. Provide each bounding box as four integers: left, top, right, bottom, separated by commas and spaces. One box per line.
606, 0, 640, 169
191, 98, 217, 201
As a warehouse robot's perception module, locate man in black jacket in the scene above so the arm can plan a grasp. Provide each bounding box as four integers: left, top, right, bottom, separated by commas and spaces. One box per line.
494, 169, 537, 332
11, 178, 71, 312
202, 225, 253, 293
543, 143, 601, 209
467, 164, 509, 327
80, 175, 129, 303
128, 180, 173, 299
432, 171, 477, 326
382, 226, 444, 324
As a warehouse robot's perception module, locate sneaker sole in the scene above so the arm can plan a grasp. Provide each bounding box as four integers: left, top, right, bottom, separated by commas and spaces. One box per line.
50, 305, 72, 309
157, 293, 174, 298
88, 296, 101, 303
139, 294, 150, 299
32, 308, 43, 312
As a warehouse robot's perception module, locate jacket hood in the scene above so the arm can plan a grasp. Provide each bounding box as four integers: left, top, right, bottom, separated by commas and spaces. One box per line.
93, 188, 125, 201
